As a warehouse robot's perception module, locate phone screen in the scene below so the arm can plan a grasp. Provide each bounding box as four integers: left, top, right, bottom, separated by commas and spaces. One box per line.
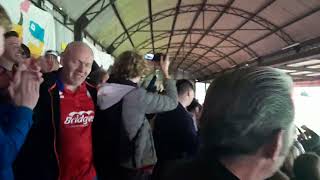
144, 53, 162, 61
144, 54, 154, 60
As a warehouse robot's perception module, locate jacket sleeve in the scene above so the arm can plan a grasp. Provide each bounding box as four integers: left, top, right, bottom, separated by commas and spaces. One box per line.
143, 79, 178, 114
0, 106, 33, 169
180, 114, 199, 156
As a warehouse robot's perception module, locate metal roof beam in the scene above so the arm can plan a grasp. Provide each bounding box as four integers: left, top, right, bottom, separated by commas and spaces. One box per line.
141, 42, 226, 72
137, 28, 268, 32
144, 42, 225, 70
174, 0, 235, 72
137, 29, 257, 57
192, 5, 320, 76
111, 3, 135, 48
171, 0, 208, 65
77, 0, 115, 28
110, 3, 292, 54
183, 0, 277, 71
148, 0, 155, 53
198, 31, 320, 81
166, 0, 182, 55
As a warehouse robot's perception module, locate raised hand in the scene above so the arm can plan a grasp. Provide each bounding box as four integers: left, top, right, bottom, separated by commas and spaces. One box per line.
8, 63, 43, 109
160, 54, 171, 79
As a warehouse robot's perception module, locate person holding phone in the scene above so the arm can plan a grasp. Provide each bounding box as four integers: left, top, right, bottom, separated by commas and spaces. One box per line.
93, 50, 178, 180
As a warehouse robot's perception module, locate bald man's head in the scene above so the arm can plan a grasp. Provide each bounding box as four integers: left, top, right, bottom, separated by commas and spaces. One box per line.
60, 41, 94, 88
63, 41, 93, 57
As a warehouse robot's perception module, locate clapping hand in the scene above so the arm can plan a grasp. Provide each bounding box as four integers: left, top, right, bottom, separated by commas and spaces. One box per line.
8, 62, 43, 109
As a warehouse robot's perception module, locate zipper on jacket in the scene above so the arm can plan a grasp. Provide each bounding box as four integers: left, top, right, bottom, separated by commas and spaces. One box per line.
49, 85, 61, 180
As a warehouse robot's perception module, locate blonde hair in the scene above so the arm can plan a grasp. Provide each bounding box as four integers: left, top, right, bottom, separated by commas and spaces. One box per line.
111, 50, 148, 80
0, 5, 12, 31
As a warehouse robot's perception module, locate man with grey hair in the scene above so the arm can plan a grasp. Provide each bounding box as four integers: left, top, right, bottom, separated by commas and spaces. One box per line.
14, 42, 98, 180
165, 67, 295, 180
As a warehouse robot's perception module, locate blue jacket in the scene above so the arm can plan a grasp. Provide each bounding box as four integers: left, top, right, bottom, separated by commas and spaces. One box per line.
0, 104, 33, 180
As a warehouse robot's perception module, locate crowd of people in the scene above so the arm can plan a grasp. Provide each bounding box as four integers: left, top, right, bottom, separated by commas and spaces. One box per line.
1, 3, 320, 180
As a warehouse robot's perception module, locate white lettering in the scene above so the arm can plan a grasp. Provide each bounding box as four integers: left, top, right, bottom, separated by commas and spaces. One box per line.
64, 111, 95, 127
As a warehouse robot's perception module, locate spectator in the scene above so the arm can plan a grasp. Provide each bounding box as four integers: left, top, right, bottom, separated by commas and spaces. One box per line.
281, 140, 304, 178
0, 8, 13, 104
20, 43, 30, 59
153, 80, 199, 179
38, 50, 60, 73
14, 42, 97, 180
293, 152, 320, 180
93, 50, 178, 180
297, 125, 320, 152
187, 98, 202, 131
0, 5, 11, 56
0, 5, 43, 180
89, 67, 110, 88
0, 31, 23, 72
165, 67, 295, 180
0, 63, 42, 180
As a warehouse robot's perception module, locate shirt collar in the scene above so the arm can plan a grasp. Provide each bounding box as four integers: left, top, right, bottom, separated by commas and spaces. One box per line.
56, 76, 87, 94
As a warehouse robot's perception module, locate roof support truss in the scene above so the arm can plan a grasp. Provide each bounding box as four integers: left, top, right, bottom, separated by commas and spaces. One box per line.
109, 3, 293, 54
180, 0, 277, 71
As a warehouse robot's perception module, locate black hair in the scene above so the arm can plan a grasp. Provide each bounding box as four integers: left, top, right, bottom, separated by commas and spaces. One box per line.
187, 98, 202, 112
176, 79, 194, 96
4, 31, 19, 39
21, 44, 31, 58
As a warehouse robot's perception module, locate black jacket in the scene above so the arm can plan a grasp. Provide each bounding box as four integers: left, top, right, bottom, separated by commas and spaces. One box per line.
13, 70, 97, 180
153, 103, 199, 161
164, 156, 239, 180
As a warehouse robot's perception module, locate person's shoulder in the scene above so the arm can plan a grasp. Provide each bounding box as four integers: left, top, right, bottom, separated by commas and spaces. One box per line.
124, 87, 146, 100
172, 104, 192, 120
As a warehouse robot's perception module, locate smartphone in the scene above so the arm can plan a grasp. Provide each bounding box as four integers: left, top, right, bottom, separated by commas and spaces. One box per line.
144, 53, 162, 62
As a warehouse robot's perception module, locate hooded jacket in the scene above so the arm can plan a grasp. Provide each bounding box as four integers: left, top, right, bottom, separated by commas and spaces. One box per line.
93, 78, 178, 178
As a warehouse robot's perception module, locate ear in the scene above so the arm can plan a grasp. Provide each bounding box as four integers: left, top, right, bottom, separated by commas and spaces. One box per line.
263, 130, 284, 161
187, 90, 191, 97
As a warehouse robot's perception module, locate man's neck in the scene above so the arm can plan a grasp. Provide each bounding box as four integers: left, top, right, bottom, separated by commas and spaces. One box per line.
64, 84, 80, 92
178, 97, 188, 109
59, 71, 81, 92
0, 56, 14, 71
219, 156, 267, 180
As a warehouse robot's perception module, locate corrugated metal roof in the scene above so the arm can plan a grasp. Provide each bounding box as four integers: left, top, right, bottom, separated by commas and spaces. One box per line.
50, 0, 320, 80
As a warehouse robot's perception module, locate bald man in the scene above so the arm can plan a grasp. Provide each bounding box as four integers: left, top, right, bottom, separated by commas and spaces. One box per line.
14, 42, 98, 180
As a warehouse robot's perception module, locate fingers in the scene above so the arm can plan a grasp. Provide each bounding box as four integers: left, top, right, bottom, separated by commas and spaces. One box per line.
8, 82, 15, 100
21, 71, 43, 83
17, 71, 41, 109
165, 54, 170, 61
160, 54, 165, 62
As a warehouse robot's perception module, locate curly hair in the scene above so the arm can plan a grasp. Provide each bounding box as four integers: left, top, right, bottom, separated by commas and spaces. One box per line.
0, 5, 12, 32
111, 50, 148, 80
